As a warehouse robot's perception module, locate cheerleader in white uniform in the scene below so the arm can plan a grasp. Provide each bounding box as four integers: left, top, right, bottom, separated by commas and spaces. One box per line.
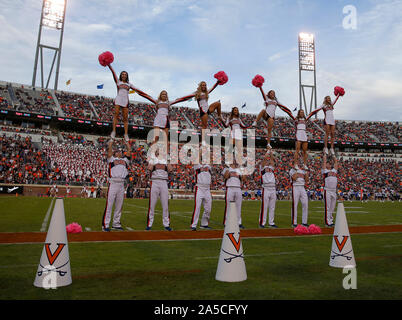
252, 89, 294, 149
141, 90, 196, 154
307, 96, 336, 155
288, 109, 310, 170
194, 80, 224, 146
107, 65, 155, 141
222, 107, 251, 164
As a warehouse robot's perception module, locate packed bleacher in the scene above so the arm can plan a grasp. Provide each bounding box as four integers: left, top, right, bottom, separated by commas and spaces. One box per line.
0, 83, 400, 143
0, 128, 400, 201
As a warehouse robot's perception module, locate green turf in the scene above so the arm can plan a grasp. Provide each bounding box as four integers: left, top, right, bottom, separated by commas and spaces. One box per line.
0, 197, 401, 232
1, 197, 401, 300
0, 233, 401, 299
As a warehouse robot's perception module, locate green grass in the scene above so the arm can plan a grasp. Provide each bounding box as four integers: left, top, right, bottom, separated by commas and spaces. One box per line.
0, 197, 401, 299
0, 197, 401, 232
0, 233, 401, 299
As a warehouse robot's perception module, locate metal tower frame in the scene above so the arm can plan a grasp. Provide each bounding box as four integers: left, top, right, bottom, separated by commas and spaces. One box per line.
298, 33, 317, 116
32, 0, 67, 90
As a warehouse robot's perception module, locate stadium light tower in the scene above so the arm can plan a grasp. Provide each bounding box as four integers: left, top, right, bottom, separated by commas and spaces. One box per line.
298, 32, 317, 116
32, 0, 67, 90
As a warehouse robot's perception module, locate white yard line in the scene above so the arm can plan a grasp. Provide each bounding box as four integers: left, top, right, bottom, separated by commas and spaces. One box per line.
40, 198, 55, 232
195, 250, 305, 260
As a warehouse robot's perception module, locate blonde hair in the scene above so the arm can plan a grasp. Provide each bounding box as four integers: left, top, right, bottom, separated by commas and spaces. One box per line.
157, 90, 169, 103
195, 81, 208, 101
323, 96, 332, 107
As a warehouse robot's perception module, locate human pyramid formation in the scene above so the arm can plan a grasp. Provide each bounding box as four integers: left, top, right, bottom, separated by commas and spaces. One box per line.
98, 51, 345, 232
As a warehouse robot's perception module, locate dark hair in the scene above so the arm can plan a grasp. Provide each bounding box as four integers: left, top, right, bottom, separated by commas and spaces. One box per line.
119, 71, 129, 83
230, 107, 239, 119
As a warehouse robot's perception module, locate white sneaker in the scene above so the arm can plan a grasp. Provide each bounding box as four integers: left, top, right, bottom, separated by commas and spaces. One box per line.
323, 147, 328, 155
267, 143, 272, 149
330, 148, 335, 155
110, 131, 116, 139
124, 134, 129, 142
295, 164, 299, 170
303, 164, 308, 170
252, 121, 257, 127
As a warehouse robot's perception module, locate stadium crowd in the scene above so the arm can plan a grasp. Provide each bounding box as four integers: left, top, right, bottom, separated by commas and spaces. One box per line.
1, 131, 399, 201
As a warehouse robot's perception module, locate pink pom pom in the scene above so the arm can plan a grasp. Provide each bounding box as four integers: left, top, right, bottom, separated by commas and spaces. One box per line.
214, 71, 228, 85
294, 225, 309, 235
98, 51, 114, 67
66, 222, 82, 234
252, 74, 265, 88
308, 224, 322, 235
334, 86, 345, 96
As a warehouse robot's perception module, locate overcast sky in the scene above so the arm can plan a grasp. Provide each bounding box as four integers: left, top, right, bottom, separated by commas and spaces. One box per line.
0, 0, 401, 122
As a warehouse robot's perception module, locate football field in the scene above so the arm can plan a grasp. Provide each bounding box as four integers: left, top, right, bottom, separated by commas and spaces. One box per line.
0, 196, 401, 300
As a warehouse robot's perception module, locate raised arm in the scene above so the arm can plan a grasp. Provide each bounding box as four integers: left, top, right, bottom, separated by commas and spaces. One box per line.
334, 155, 339, 170
306, 107, 323, 121
128, 84, 157, 105
124, 140, 131, 159
277, 103, 296, 120
208, 81, 219, 94
323, 153, 327, 170
107, 65, 118, 84
170, 92, 196, 106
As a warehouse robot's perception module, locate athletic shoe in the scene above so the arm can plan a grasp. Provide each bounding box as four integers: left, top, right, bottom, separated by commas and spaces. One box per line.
267, 143, 272, 149
259, 224, 265, 229
303, 164, 308, 170
200, 225, 212, 230
252, 121, 257, 127
111, 225, 124, 231
323, 147, 328, 155
102, 227, 110, 232
110, 131, 116, 139
239, 224, 245, 229
294, 164, 299, 170
330, 148, 335, 156
145, 226, 152, 231
302, 223, 310, 227
164, 226, 172, 231
124, 134, 129, 142
191, 227, 197, 231
292, 224, 298, 228
269, 224, 278, 228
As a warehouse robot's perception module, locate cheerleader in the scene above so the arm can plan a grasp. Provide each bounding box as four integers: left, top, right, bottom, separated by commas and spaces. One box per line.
287, 109, 310, 170
221, 107, 251, 164
252, 88, 294, 149
139, 89, 195, 154
194, 80, 224, 146
307, 96, 336, 155
107, 64, 155, 141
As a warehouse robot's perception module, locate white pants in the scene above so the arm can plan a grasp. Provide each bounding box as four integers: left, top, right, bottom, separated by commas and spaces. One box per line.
291, 185, 308, 225
147, 179, 170, 228
102, 182, 125, 228
259, 188, 276, 226
191, 186, 212, 228
223, 187, 243, 226
324, 189, 337, 225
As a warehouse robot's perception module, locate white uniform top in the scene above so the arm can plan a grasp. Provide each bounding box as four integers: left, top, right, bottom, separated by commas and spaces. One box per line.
223, 167, 242, 188
260, 165, 276, 188
107, 156, 129, 180
194, 164, 211, 188
322, 168, 338, 190
225, 117, 247, 130
295, 118, 308, 142
322, 104, 335, 125
289, 168, 306, 187
197, 93, 209, 113
264, 98, 281, 118
114, 80, 134, 107
156, 101, 170, 117
150, 158, 168, 181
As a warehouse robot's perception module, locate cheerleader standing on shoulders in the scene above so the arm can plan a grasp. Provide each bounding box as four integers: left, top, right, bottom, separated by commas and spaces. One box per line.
251, 75, 294, 150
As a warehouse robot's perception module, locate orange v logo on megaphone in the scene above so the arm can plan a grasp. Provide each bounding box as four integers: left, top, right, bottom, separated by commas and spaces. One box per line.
334, 236, 348, 252
45, 243, 65, 265
226, 233, 241, 252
